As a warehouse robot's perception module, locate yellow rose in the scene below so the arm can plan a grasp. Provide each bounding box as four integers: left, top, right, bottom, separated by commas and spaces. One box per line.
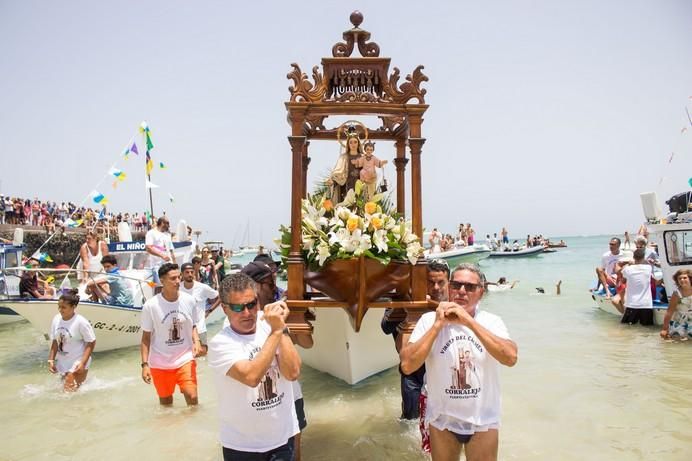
347, 217, 359, 232
364, 201, 377, 215
371, 217, 383, 230
323, 199, 333, 212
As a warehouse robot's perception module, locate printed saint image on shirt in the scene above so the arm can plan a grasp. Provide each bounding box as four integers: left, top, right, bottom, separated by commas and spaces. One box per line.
166, 316, 183, 345
57, 332, 67, 353
451, 346, 478, 390
257, 366, 280, 401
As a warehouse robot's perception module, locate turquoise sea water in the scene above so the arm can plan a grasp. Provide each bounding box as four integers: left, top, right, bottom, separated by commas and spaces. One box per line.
2, 236, 691, 460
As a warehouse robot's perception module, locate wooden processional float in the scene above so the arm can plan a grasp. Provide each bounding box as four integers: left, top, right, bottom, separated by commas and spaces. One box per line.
284, 11, 432, 350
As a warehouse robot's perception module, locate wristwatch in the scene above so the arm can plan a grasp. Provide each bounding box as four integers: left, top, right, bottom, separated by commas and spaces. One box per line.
282, 326, 290, 335
141, 362, 149, 368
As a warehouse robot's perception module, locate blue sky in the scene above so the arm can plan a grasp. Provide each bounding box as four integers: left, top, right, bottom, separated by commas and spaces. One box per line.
1, 0, 690, 246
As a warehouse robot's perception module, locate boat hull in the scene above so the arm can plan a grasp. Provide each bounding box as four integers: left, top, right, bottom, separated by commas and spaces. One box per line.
4, 299, 142, 350
425, 246, 491, 266
591, 292, 666, 325
297, 307, 398, 385
0, 305, 23, 324
488, 246, 544, 258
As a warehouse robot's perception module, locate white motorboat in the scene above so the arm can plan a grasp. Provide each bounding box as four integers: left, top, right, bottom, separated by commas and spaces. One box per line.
2, 223, 197, 351
425, 244, 491, 266
591, 192, 692, 326
488, 245, 544, 258
591, 290, 667, 325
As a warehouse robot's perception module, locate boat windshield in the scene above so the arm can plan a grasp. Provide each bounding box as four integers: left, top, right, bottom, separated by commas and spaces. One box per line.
663, 230, 692, 266
112, 253, 149, 270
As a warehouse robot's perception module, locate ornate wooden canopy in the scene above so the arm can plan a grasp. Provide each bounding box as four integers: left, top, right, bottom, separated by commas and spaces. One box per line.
285, 11, 431, 338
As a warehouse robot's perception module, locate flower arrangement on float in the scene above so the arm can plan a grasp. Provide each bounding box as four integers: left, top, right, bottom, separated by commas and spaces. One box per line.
278, 180, 422, 271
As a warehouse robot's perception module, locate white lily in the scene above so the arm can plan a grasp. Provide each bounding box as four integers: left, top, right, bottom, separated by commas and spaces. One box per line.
406, 241, 423, 264
317, 241, 331, 266
373, 229, 388, 253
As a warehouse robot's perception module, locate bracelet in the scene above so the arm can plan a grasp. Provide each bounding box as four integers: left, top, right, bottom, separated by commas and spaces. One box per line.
141, 362, 149, 368
47, 359, 54, 363
282, 326, 290, 336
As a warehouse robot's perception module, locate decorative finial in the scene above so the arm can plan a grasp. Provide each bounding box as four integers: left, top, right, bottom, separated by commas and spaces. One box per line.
350, 11, 363, 28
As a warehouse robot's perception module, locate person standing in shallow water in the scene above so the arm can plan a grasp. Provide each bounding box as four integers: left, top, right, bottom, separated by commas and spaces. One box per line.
208, 273, 301, 461
381, 258, 449, 421
140, 263, 202, 406
400, 264, 518, 461
48, 290, 96, 392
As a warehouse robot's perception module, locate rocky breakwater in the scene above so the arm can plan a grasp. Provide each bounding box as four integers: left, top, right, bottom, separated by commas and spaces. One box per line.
0, 226, 85, 265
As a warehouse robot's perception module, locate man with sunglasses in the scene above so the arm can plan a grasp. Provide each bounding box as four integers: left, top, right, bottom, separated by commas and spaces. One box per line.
140, 263, 202, 406
241, 260, 312, 461
400, 263, 518, 461
595, 237, 622, 298
208, 273, 301, 461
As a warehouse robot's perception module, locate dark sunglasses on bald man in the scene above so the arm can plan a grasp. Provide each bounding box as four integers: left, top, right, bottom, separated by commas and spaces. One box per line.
449, 281, 481, 292
223, 298, 258, 313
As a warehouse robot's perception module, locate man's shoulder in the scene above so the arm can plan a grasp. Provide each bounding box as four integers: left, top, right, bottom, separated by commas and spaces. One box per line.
143, 294, 160, 309
177, 291, 197, 307
476, 309, 503, 324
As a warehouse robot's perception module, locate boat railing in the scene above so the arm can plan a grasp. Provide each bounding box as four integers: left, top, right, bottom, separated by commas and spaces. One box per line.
0, 267, 154, 306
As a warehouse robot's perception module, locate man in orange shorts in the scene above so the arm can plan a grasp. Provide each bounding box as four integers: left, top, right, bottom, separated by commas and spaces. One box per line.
140, 263, 202, 405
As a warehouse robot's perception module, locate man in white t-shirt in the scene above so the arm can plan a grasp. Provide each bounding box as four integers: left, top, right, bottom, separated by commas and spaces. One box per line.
208, 273, 301, 461
140, 263, 202, 406
145, 217, 175, 286
620, 248, 654, 325
400, 263, 518, 461
179, 262, 220, 355
595, 237, 622, 298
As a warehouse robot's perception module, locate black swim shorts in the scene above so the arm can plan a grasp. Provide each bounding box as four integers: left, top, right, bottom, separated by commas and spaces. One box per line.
621, 307, 654, 326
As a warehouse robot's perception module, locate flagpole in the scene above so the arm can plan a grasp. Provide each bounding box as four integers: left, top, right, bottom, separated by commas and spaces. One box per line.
148, 172, 155, 220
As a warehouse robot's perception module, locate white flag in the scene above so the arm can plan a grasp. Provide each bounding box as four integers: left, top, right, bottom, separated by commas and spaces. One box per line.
145, 180, 159, 189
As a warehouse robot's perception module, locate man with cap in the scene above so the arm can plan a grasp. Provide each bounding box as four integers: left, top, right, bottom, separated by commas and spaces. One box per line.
240, 260, 311, 461
180, 262, 221, 355
253, 254, 285, 300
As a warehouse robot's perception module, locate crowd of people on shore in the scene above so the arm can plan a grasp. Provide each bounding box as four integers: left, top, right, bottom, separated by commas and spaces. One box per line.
0, 193, 161, 235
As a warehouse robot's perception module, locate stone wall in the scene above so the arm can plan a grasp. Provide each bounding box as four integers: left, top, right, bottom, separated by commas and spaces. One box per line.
0, 226, 146, 265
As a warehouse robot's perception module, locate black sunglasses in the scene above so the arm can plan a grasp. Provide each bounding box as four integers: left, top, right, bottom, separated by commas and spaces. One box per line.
449, 281, 481, 292
223, 298, 258, 313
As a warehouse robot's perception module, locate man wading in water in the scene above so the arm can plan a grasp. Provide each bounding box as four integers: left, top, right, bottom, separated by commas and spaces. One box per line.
400, 263, 518, 461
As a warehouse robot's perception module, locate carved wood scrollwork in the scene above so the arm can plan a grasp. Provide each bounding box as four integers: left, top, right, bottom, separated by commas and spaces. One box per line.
376, 116, 406, 133
332, 30, 380, 58
304, 115, 327, 133
381, 66, 428, 104
287, 63, 328, 102
334, 92, 379, 103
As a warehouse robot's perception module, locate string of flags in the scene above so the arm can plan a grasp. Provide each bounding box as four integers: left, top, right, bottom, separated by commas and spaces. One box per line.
90, 190, 109, 206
